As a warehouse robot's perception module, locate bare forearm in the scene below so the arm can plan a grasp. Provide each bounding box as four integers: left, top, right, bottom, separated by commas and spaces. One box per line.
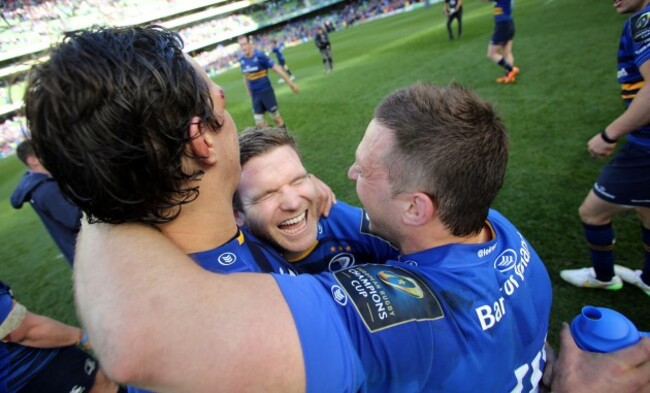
74, 222, 305, 392
5, 310, 82, 348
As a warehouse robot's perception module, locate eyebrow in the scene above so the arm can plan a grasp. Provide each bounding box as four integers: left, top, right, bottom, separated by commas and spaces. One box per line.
249, 172, 308, 203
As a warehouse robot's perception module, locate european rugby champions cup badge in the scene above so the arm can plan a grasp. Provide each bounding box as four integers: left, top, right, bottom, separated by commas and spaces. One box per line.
333, 265, 444, 332
632, 11, 650, 43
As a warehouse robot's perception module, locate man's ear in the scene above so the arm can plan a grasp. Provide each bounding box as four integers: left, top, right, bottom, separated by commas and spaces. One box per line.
25, 155, 40, 170
188, 116, 217, 165
402, 192, 435, 227
233, 208, 246, 227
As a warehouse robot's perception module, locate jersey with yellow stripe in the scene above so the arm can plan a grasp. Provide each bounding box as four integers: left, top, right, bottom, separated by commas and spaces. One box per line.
239, 49, 275, 94
492, 0, 513, 23
618, 3, 650, 146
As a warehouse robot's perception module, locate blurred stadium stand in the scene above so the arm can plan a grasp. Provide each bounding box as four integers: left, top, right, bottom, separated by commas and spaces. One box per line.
0, 0, 426, 158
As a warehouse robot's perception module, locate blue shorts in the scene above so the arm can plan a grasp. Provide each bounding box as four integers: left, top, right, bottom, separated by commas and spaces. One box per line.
491, 20, 515, 45
19, 346, 99, 393
593, 141, 650, 207
252, 89, 278, 115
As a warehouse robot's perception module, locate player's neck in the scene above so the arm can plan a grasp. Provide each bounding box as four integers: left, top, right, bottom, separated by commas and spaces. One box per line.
156, 189, 238, 254
399, 222, 491, 255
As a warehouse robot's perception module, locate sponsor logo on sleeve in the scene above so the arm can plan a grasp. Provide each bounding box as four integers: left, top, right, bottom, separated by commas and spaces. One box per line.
218, 252, 237, 266
333, 265, 443, 332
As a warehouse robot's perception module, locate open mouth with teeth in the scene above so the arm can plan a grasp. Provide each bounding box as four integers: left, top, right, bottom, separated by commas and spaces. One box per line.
278, 211, 308, 234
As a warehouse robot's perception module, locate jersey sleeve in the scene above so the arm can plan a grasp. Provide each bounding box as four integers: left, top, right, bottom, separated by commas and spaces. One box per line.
272, 273, 366, 393
630, 10, 650, 68
257, 51, 275, 69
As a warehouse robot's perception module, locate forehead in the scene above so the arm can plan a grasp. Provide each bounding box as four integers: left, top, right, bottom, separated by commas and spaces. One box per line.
243, 145, 303, 174
357, 119, 393, 165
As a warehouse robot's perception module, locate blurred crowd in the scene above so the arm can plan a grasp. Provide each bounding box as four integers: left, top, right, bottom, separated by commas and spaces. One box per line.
0, 0, 421, 158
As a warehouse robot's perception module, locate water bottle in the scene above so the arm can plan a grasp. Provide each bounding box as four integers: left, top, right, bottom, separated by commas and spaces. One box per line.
570, 305, 650, 353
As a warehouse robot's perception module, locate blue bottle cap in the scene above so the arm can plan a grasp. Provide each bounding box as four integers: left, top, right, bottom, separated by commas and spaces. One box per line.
570, 306, 644, 353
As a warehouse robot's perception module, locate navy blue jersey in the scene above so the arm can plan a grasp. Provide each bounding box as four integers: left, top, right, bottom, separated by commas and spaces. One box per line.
271, 44, 286, 65
492, 0, 513, 23
1, 281, 59, 393
288, 202, 398, 273
191, 227, 296, 275
618, 3, 650, 147
240, 50, 275, 94
274, 209, 552, 392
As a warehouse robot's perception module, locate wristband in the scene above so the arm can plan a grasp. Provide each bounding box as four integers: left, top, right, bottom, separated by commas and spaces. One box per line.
600, 130, 617, 144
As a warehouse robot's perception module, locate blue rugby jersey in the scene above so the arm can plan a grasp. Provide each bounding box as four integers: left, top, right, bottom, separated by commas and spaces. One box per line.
618, 3, 650, 147
271, 44, 286, 65
288, 202, 399, 274
1, 282, 59, 393
239, 49, 275, 94
274, 209, 552, 393
492, 0, 513, 23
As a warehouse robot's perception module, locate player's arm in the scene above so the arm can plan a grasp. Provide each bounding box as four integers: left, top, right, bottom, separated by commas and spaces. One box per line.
242, 76, 251, 97
589, 61, 650, 157
2, 302, 84, 349
272, 64, 300, 94
74, 222, 305, 393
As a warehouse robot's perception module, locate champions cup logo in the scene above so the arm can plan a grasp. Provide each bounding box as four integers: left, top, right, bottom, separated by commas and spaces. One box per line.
329, 253, 355, 271
218, 252, 237, 266
636, 13, 649, 29
378, 271, 424, 298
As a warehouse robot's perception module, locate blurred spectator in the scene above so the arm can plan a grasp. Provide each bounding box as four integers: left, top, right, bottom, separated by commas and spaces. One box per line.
10, 140, 81, 266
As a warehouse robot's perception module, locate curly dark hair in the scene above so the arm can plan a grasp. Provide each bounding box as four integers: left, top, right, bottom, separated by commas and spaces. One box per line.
25, 25, 222, 224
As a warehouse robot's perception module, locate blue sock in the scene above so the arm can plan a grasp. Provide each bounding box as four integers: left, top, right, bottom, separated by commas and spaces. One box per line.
498, 58, 513, 73
583, 222, 615, 281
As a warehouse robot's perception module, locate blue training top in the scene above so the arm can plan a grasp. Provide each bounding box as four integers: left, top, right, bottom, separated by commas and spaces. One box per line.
274, 209, 552, 393
10, 172, 81, 266
617, 3, 650, 147
287, 201, 399, 274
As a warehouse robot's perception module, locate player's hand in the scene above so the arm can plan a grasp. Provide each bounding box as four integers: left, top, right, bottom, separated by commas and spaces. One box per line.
551, 323, 650, 393
540, 341, 556, 393
289, 82, 300, 94
310, 174, 336, 218
587, 132, 616, 158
